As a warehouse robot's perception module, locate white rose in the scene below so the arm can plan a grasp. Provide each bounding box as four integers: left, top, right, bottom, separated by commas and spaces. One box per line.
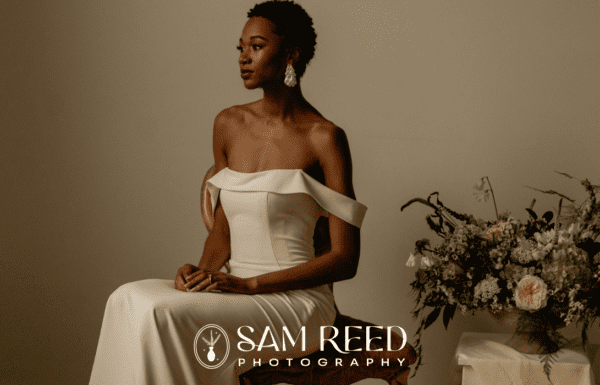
514, 275, 548, 312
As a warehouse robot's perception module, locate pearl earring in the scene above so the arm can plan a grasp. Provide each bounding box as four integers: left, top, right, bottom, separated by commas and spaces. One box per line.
284, 63, 297, 87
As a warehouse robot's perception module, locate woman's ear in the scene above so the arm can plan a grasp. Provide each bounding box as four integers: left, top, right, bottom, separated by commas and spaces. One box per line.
286, 47, 301, 66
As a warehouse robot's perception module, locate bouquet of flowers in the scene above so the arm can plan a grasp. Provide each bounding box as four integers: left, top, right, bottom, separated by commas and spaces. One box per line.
402, 172, 600, 381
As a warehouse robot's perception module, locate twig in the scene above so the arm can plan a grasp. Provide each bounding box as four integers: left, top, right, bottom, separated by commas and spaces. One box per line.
485, 176, 499, 220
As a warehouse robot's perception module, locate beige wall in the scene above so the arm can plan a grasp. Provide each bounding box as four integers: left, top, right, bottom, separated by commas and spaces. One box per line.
1, 0, 599, 384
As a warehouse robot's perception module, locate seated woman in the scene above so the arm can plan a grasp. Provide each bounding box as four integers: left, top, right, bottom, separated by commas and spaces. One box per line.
89, 1, 407, 384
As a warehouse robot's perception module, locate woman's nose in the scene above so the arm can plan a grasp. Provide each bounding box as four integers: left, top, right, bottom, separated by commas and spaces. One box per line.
238, 52, 250, 65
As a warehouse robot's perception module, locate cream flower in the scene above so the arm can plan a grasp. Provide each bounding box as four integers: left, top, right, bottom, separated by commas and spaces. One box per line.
406, 253, 416, 267
473, 178, 490, 202
474, 275, 501, 303
473, 178, 485, 191
474, 190, 490, 203
535, 230, 556, 244
420, 255, 433, 268
567, 222, 582, 236
514, 275, 548, 312
532, 250, 545, 261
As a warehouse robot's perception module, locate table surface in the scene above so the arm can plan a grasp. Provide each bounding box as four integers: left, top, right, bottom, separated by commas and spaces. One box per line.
449, 332, 594, 385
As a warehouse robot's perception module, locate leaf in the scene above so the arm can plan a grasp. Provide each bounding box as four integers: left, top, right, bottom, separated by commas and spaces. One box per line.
525, 186, 576, 203
443, 304, 457, 330
581, 319, 589, 354
541, 353, 557, 385
443, 206, 471, 222
426, 215, 442, 234
542, 211, 554, 223
424, 307, 442, 330
577, 240, 600, 260
415, 239, 431, 249
554, 170, 575, 179
401, 197, 438, 212
581, 179, 600, 193
526, 208, 538, 220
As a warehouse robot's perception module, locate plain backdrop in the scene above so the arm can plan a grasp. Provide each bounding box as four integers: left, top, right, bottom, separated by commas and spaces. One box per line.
1, 0, 599, 384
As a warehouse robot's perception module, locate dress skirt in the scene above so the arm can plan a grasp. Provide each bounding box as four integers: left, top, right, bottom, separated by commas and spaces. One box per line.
89, 279, 336, 385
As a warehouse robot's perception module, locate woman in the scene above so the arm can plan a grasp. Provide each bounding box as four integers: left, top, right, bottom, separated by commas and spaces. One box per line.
89, 1, 367, 384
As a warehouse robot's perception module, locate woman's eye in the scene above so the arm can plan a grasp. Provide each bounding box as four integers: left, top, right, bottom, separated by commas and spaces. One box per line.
236, 45, 243, 52
252, 45, 262, 50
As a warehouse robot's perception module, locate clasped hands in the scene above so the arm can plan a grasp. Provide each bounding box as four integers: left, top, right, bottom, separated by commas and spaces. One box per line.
174, 264, 256, 294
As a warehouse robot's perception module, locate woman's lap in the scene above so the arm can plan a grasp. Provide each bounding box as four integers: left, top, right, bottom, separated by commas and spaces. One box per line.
90, 278, 335, 385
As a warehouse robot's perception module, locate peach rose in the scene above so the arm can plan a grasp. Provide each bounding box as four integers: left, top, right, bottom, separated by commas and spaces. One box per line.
486, 222, 509, 239
514, 275, 548, 312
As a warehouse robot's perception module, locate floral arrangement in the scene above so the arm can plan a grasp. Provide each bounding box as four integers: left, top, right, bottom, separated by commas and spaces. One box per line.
402, 172, 600, 381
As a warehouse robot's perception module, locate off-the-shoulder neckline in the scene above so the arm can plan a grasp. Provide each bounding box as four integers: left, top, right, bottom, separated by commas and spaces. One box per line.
224, 167, 308, 175
214, 167, 339, 198
220, 167, 322, 182
207, 166, 367, 227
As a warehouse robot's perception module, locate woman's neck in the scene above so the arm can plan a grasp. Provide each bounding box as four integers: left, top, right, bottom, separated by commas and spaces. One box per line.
260, 82, 309, 121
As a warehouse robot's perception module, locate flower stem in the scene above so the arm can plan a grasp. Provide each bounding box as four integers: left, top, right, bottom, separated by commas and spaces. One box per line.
485, 176, 499, 220
555, 198, 563, 238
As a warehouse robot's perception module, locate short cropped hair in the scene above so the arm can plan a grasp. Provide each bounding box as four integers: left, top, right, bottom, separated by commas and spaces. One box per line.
247, 0, 317, 78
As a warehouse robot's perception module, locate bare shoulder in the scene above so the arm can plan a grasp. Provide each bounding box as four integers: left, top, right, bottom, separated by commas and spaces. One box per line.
307, 118, 355, 198
212, 103, 257, 170
307, 119, 351, 158
214, 102, 257, 131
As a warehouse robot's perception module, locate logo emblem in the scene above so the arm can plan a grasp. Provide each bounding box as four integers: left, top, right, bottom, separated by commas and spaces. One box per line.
194, 324, 230, 369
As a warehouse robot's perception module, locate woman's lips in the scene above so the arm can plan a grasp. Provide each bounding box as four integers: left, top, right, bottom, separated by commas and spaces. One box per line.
241, 70, 253, 79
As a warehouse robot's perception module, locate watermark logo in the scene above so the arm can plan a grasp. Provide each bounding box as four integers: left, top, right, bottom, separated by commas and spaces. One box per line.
195, 323, 409, 369
194, 324, 230, 369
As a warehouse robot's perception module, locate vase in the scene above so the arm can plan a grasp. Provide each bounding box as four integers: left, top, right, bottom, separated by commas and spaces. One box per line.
489, 308, 564, 354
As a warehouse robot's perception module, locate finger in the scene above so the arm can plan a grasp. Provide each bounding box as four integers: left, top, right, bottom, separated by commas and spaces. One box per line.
187, 270, 224, 287
207, 272, 224, 283
185, 269, 202, 280
186, 278, 210, 293
189, 271, 223, 291
188, 277, 212, 292
185, 273, 204, 289
184, 274, 205, 289
185, 270, 205, 284
175, 275, 188, 292
203, 282, 221, 292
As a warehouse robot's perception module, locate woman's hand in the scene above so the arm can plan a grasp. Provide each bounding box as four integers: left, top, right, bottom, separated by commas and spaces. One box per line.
174, 264, 200, 292
185, 270, 257, 294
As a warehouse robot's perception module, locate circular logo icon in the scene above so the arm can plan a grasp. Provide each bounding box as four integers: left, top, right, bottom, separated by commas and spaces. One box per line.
194, 324, 230, 369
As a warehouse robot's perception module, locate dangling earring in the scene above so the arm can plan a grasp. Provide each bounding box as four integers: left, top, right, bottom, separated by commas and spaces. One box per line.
284, 63, 297, 87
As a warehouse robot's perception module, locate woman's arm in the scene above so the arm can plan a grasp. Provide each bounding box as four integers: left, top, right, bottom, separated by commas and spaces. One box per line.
175, 111, 231, 290
196, 111, 231, 271
188, 125, 361, 294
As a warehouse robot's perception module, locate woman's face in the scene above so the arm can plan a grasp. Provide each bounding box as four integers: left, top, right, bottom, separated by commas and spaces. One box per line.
238, 17, 286, 89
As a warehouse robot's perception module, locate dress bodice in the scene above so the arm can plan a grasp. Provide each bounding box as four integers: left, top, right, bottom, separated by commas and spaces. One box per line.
206, 167, 367, 278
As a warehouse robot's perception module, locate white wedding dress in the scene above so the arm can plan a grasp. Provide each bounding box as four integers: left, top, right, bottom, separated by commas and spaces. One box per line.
89, 167, 367, 385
